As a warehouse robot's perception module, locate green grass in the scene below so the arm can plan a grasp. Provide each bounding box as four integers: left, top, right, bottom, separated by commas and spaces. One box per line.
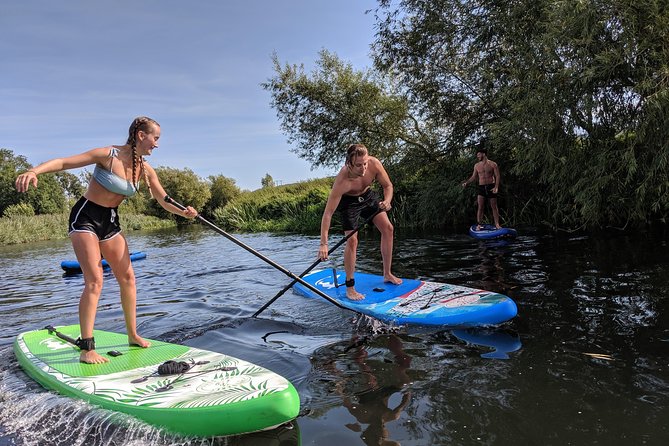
0, 213, 176, 245
214, 178, 334, 233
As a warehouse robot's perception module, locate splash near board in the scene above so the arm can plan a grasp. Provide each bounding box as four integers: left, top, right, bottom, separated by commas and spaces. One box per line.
60, 251, 147, 273
293, 270, 517, 327
14, 325, 300, 437
469, 224, 517, 240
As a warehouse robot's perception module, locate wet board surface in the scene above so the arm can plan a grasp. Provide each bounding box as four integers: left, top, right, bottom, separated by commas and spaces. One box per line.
14, 325, 300, 437
293, 269, 517, 327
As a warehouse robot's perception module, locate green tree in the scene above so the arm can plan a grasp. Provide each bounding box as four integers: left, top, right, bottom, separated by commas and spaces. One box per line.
0, 148, 66, 216
263, 50, 428, 169
55, 171, 85, 199
146, 167, 211, 221
373, 0, 669, 228
0, 149, 31, 215
203, 174, 241, 217
261, 173, 275, 189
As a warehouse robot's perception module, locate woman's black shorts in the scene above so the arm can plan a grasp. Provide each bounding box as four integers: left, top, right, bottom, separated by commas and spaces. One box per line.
68, 197, 121, 241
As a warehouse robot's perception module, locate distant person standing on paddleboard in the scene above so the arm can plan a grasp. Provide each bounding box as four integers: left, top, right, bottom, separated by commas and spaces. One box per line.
462, 147, 502, 230
15, 116, 198, 364
318, 143, 402, 301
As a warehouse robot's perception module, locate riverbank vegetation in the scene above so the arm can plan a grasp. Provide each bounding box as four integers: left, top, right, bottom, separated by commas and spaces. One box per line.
0, 212, 174, 245
215, 178, 332, 233
0, 168, 334, 244
0, 149, 338, 244
3, 1, 668, 244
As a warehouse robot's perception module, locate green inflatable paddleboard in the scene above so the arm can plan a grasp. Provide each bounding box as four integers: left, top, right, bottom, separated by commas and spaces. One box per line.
14, 325, 300, 437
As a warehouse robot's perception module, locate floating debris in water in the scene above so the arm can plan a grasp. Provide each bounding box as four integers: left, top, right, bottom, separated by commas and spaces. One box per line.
582, 352, 615, 361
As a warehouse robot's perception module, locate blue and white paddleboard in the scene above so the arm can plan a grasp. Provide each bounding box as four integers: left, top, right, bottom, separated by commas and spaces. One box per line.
293, 269, 517, 327
61, 251, 147, 273
469, 224, 517, 240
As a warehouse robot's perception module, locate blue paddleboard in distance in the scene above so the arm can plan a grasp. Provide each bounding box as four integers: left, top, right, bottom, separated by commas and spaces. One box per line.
293, 269, 517, 327
61, 251, 147, 273
469, 224, 517, 240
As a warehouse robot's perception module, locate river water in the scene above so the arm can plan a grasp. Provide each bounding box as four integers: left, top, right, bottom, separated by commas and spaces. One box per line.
0, 225, 668, 445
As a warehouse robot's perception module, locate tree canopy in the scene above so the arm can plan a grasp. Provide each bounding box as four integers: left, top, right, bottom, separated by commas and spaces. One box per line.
377, 0, 669, 228
263, 50, 421, 169
204, 174, 241, 216
1, 149, 68, 216
266, 0, 669, 229
146, 167, 211, 221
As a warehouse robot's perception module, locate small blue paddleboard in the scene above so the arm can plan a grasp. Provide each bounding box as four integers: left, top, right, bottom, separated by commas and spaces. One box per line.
61, 251, 147, 273
469, 224, 517, 240
293, 269, 517, 327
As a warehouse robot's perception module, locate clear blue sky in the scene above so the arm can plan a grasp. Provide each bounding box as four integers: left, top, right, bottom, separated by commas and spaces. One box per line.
0, 1, 378, 190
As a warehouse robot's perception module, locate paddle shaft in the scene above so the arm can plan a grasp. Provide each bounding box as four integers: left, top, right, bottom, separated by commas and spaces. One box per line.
164, 196, 357, 313
252, 208, 382, 318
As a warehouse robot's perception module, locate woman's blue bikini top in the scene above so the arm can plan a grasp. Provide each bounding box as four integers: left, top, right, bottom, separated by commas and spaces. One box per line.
91, 147, 139, 197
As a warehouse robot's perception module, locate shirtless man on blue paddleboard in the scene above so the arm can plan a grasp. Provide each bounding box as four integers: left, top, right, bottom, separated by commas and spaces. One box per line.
462, 147, 502, 230
318, 144, 402, 300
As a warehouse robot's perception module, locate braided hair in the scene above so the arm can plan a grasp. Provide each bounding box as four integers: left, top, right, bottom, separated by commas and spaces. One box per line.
126, 116, 159, 196
345, 143, 368, 167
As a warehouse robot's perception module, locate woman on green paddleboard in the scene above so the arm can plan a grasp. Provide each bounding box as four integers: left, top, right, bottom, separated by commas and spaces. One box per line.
15, 117, 198, 364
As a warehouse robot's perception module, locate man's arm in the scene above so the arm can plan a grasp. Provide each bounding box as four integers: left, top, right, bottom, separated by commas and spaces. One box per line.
373, 157, 394, 210
492, 162, 501, 193
318, 182, 344, 260
462, 165, 478, 187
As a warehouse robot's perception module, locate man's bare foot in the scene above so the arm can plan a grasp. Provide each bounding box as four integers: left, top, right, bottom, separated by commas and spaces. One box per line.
346, 288, 365, 301
495, 224, 502, 229
80, 350, 109, 364
129, 335, 151, 348
384, 274, 403, 285
476, 224, 483, 231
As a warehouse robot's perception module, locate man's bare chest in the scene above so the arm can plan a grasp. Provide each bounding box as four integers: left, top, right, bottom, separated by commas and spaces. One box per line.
476, 162, 494, 176
343, 174, 374, 196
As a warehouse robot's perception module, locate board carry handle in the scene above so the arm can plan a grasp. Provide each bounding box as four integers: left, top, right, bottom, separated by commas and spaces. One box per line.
252, 208, 382, 318
164, 195, 360, 314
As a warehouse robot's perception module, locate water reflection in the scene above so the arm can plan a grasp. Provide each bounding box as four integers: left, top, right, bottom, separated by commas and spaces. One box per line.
313, 334, 413, 446
474, 239, 517, 294
452, 328, 522, 359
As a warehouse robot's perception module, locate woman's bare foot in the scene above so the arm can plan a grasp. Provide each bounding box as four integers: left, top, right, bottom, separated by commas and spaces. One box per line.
384, 274, 403, 285
128, 335, 151, 348
80, 350, 109, 364
346, 288, 365, 301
